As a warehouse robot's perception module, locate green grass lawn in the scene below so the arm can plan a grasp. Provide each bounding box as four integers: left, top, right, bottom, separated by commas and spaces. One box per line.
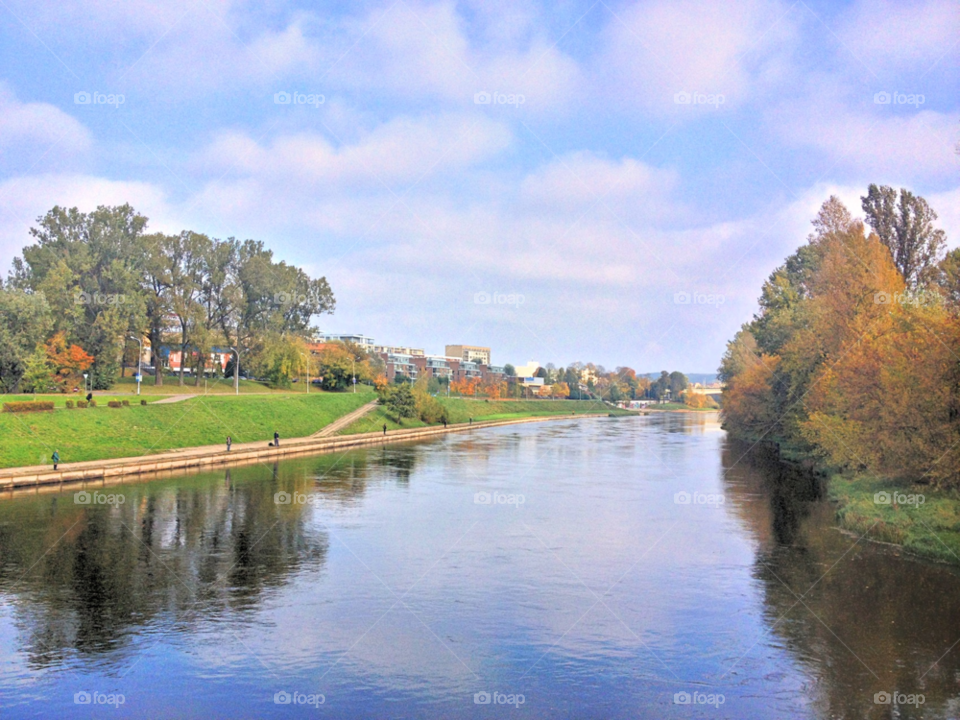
0, 389, 376, 469
830, 473, 960, 565
340, 397, 631, 435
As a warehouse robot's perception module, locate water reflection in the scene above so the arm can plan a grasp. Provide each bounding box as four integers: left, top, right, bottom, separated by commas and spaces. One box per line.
0, 451, 422, 670
723, 439, 960, 720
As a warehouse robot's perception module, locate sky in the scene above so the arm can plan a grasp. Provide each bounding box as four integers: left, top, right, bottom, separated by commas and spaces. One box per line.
0, 0, 956, 373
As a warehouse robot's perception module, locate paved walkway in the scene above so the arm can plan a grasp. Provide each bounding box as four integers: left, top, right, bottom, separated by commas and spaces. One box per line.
0, 413, 610, 492
312, 400, 379, 437
150, 394, 194, 404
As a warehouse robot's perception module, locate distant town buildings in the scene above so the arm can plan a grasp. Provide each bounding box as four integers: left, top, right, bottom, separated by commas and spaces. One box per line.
316, 333, 376, 348
512, 361, 540, 377
445, 344, 491, 366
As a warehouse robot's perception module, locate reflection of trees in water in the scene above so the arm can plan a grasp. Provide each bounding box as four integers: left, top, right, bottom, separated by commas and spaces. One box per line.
721, 440, 960, 720
0, 461, 329, 669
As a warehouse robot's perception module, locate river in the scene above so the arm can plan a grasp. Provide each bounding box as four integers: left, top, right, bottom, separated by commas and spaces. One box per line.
1, 413, 958, 718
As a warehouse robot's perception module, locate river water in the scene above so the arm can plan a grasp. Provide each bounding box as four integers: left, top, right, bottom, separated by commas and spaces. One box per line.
1, 413, 958, 718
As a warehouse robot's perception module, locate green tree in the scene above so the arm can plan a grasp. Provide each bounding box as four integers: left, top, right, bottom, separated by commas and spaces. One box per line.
861, 185, 946, 287
11, 205, 148, 388
385, 382, 417, 423
0, 287, 52, 392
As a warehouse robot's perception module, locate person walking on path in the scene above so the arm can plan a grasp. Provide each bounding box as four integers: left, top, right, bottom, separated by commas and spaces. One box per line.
273, 431, 280, 447
226, 436, 232, 452
382, 424, 387, 436
469, 417, 473, 425
442, 418, 447, 428
52, 450, 59, 470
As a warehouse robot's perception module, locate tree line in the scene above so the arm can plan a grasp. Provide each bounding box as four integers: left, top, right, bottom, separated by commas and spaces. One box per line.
0, 204, 334, 392
720, 186, 959, 488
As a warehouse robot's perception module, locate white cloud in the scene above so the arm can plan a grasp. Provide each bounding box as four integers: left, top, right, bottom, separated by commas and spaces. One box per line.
773, 98, 958, 181
198, 113, 512, 189
837, 0, 960, 75
597, 0, 798, 113
0, 85, 91, 155
0, 174, 172, 270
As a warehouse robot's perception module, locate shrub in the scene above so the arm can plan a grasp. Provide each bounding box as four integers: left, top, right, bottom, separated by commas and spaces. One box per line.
88, 399, 97, 407
65, 400, 75, 409
122, 399, 130, 407
2, 401, 55, 413
77, 400, 88, 408
108, 400, 121, 408
141, 399, 147, 405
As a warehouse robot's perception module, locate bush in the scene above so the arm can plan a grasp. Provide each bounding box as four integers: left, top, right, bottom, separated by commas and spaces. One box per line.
141, 399, 147, 405
88, 399, 97, 407
108, 400, 121, 408
2, 401, 55, 413
122, 399, 130, 407
77, 400, 88, 408
65, 400, 75, 409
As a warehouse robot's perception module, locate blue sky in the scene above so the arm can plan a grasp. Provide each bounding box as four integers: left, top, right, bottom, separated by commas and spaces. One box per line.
0, 0, 956, 372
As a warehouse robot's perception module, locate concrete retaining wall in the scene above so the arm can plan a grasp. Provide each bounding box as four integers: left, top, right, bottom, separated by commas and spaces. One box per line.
0, 413, 609, 496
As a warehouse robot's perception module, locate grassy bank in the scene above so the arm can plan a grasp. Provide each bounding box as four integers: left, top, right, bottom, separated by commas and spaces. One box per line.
0, 390, 375, 469
339, 398, 633, 435
829, 473, 960, 565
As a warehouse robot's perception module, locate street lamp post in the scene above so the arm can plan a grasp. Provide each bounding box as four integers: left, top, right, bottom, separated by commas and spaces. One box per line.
83, 373, 88, 394
128, 336, 143, 395
229, 348, 240, 395
352, 357, 356, 393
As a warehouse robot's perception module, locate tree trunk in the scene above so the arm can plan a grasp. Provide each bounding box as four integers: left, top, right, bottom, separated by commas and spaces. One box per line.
151, 328, 164, 386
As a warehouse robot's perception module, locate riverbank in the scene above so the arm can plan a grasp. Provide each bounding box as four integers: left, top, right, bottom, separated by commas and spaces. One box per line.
735, 432, 960, 566
340, 398, 634, 434
0, 391, 377, 468
829, 473, 960, 565
0, 412, 613, 495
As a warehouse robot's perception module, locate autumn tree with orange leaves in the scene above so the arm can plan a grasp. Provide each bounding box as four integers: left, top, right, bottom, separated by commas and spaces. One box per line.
721, 193, 960, 488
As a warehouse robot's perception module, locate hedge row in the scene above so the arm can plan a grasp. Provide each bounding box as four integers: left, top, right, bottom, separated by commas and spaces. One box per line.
2, 401, 55, 413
